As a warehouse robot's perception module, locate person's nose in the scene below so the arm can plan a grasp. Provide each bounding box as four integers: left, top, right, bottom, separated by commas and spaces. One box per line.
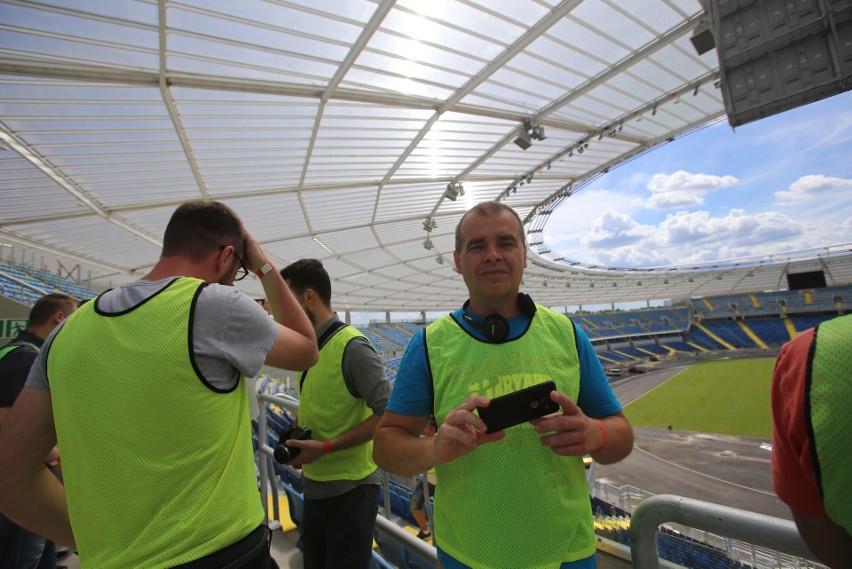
483, 241, 502, 262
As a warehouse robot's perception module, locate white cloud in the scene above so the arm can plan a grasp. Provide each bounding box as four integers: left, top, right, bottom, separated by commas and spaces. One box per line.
591, 245, 671, 267
658, 209, 803, 248
546, 208, 837, 268
580, 210, 653, 249
775, 175, 852, 204
544, 188, 644, 244
645, 170, 739, 210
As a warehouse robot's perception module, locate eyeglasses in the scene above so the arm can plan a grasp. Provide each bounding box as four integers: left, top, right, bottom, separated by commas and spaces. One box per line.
221, 245, 249, 281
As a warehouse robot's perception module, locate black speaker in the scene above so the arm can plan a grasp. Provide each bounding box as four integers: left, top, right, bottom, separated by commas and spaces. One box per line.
690, 25, 716, 56
461, 294, 536, 343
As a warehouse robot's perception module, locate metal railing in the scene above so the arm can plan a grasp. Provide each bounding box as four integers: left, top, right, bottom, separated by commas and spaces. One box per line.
629, 494, 820, 569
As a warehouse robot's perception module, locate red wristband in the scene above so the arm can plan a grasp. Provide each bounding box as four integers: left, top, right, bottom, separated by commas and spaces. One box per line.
323, 440, 332, 454
591, 420, 607, 453
256, 261, 275, 279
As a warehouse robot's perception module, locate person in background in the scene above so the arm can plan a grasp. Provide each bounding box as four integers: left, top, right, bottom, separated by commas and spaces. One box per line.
0, 293, 78, 569
0, 200, 318, 568
279, 258, 390, 569
409, 416, 437, 541
373, 201, 634, 569
771, 313, 851, 567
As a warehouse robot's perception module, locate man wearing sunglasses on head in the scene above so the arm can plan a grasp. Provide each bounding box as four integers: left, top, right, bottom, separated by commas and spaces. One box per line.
0, 200, 318, 568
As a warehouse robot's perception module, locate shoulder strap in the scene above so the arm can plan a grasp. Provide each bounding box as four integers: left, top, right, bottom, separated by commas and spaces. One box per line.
317, 321, 349, 350
0, 341, 40, 363
299, 321, 349, 391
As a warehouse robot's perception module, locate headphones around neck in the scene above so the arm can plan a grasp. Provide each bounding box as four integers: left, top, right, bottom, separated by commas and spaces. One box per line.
461, 293, 536, 343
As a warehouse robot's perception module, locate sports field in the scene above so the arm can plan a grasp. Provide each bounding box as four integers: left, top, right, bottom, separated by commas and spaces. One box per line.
623, 359, 774, 439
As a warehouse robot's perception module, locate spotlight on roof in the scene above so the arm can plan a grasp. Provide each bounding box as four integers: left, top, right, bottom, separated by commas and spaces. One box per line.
423, 239, 433, 250
513, 126, 532, 150
423, 218, 437, 232
513, 119, 546, 150
444, 181, 465, 201
435, 254, 444, 264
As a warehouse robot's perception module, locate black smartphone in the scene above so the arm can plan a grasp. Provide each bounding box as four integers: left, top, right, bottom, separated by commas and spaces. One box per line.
477, 380, 559, 434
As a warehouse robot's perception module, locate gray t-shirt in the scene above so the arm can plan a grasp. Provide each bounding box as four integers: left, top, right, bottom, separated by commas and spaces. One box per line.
27, 277, 279, 392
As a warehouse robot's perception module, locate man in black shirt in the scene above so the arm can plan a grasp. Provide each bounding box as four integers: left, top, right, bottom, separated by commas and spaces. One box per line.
0, 293, 77, 569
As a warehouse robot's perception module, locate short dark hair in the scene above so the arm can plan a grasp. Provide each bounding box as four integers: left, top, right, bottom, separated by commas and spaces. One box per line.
279, 259, 332, 307
161, 201, 244, 262
29, 293, 77, 326
455, 201, 526, 252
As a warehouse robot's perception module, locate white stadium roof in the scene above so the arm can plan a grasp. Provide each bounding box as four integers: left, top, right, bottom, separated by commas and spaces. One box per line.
2, 0, 851, 313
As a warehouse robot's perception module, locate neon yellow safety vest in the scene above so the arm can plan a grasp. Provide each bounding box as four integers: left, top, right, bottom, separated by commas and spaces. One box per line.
808, 313, 852, 533
426, 305, 595, 569
47, 278, 263, 568
299, 324, 377, 482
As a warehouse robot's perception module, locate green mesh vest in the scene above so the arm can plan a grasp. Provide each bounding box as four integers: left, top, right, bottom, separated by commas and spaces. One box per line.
47, 278, 264, 568
299, 324, 377, 482
808, 313, 852, 533
426, 305, 596, 569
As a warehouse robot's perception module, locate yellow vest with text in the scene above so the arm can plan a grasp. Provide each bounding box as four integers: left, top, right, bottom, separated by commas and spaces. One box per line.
809, 314, 852, 533
47, 278, 263, 568
426, 305, 595, 569
299, 324, 378, 481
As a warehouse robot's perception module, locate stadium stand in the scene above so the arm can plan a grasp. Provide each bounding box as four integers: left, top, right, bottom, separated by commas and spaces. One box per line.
0, 262, 97, 303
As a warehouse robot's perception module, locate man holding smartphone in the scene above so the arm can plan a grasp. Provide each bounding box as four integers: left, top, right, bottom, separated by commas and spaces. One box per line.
373, 201, 634, 569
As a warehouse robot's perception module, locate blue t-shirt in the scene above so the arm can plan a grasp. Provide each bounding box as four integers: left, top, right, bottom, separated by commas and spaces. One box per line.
387, 307, 622, 420
388, 307, 617, 569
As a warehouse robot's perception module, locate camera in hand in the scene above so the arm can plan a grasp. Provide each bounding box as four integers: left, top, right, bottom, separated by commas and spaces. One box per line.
273, 423, 312, 464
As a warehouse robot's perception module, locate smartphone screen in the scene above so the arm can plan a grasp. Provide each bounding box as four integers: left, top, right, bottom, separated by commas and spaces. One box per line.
477, 380, 559, 434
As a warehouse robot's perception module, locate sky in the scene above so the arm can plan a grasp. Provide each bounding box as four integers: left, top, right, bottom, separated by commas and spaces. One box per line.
349, 91, 852, 325
543, 90, 852, 269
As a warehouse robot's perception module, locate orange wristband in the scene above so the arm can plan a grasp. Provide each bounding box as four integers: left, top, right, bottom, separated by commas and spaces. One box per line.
591, 420, 607, 453
323, 440, 332, 454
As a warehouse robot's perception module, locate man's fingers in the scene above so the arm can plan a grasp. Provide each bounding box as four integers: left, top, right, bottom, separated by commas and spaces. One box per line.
549, 390, 581, 415
461, 395, 490, 411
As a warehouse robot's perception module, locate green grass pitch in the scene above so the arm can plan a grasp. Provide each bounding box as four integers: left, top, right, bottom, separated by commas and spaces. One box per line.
623, 359, 775, 439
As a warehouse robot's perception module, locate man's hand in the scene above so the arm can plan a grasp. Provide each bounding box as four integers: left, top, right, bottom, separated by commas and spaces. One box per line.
242, 230, 267, 274
283, 438, 325, 468
432, 396, 505, 464
530, 391, 601, 456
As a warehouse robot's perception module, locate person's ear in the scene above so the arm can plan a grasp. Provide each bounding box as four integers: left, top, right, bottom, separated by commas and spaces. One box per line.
453, 251, 462, 274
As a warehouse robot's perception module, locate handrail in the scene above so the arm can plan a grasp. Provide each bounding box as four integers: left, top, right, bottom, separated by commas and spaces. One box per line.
0, 269, 48, 295
629, 494, 818, 568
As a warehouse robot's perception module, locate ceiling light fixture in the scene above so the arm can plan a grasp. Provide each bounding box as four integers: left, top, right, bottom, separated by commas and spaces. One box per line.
513, 119, 546, 150
444, 181, 465, 201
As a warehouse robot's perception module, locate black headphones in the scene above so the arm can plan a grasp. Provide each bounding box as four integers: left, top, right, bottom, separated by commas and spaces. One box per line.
461, 293, 536, 343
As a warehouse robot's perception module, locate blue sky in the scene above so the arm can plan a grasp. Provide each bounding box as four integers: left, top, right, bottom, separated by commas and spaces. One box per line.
544, 90, 852, 268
